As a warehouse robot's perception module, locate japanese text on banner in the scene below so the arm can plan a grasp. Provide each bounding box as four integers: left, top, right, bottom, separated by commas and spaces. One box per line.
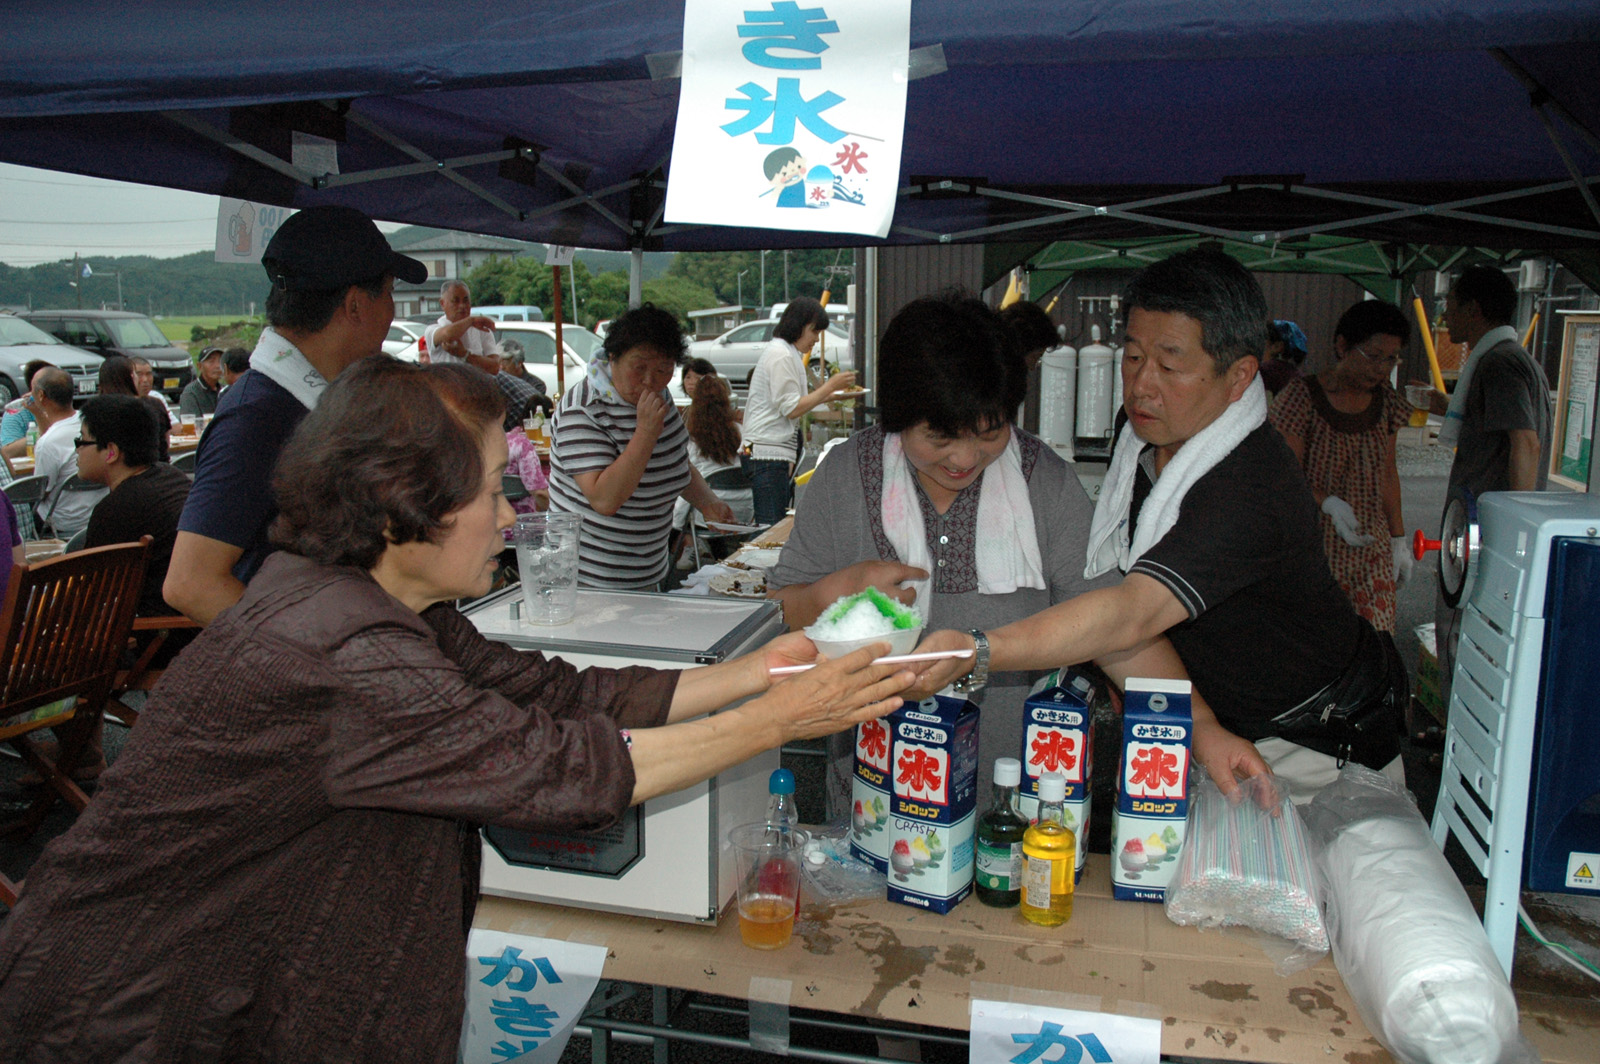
460, 930, 606, 1063
969, 999, 1161, 1064
666, 0, 911, 238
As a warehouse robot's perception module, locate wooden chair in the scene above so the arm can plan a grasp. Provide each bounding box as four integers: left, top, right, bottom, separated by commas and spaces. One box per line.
0, 540, 148, 905
103, 614, 201, 728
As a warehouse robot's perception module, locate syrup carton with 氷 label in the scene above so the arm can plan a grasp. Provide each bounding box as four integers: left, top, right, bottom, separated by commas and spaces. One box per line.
1016, 669, 1095, 884
1110, 678, 1192, 902
850, 715, 895, 872
853, 695, 979, 912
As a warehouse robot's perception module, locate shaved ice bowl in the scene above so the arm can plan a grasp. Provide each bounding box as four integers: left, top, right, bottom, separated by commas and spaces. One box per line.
804, 588, 923, 658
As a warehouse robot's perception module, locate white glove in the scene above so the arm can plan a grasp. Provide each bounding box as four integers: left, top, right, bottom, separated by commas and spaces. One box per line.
1321, 495, 1376, 547
1393, 535, 1414, 589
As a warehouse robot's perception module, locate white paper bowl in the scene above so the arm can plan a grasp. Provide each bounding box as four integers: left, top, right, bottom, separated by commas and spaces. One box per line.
803, 624, 923, 659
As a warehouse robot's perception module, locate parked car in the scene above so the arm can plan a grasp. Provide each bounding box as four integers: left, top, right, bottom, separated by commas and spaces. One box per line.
21, 309, 193, 400
383, 320, 428, 360
687, 318, 853, 390
474, 305, 544, 323
493, 321, 601, 396
0, 313, 105, 401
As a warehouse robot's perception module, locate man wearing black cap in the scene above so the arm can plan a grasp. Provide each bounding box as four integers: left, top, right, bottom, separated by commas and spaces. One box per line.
178, 346, 225, 417
164, 205, 427, 625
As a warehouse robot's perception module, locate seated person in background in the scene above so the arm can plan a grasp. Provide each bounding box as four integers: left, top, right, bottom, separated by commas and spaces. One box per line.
497, 347, 554, 416
0, 358, 55, 461
30, 367, 107, 538
680, 357, 718, 407
0, 357, 914, 1062
178, 347, 224, 417
61, 394, 194, 779
505, 424, 550, 520
673, 372, 753, 533
98, 355, 170, 462
915, 249, 1405, 804
78, 395, 194, 636
770, 294, 1190, 799
548, 304, 734, 590
220, 347, 250, 392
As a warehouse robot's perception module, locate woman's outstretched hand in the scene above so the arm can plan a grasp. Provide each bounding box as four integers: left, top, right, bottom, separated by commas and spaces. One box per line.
757, 641, 915, 742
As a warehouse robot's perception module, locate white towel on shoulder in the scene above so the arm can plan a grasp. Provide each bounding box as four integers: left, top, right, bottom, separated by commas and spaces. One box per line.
881, 430, 1045, 610
1436, 325, 1518, 448
1084, 377, 1267, 579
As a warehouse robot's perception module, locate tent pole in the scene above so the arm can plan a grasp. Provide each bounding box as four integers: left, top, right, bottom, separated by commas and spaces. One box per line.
1529, 106, 1600, 231
630, 248, 643, 308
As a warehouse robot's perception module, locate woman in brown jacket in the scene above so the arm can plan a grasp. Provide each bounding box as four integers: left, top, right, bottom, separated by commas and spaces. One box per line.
0, 358, 914, 1063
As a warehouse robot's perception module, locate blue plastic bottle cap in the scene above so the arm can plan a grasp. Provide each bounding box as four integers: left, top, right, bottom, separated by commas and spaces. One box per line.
768, 768, 796, 795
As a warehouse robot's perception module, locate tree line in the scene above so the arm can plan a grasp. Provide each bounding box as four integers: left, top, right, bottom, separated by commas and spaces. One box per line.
465, 247, 855, 330
0, 236, 858, 332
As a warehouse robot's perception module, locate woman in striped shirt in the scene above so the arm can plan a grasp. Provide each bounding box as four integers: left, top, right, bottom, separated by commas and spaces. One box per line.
548, 305, 735, 589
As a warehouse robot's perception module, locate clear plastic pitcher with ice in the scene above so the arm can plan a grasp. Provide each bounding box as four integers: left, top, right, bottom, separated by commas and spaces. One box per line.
513, 513, 580, 625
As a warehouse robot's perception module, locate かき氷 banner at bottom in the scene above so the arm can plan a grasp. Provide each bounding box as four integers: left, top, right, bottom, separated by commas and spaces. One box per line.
969, 998, 1160, 1064
460, 929, 607, 1063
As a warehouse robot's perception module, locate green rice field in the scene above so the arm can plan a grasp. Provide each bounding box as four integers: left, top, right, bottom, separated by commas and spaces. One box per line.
152, 315, 261, 345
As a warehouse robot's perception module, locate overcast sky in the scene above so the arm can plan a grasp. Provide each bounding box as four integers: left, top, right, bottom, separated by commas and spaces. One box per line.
0, 162, 402, 268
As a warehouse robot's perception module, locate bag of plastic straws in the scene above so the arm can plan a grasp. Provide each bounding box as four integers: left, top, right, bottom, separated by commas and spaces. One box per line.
1164, 773, 1328, 972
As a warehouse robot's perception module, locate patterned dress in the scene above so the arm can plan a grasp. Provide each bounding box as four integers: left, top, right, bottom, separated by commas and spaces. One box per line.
1270, 376, 1410, 631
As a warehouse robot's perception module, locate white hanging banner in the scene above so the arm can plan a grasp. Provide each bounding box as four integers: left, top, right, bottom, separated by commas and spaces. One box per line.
969, 999, 1161, 1064
665, 0, 911, 239
459, 929, 607, 1063
214, 198, 293, 264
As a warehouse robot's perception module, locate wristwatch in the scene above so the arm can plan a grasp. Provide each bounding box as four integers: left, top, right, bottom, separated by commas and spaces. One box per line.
953, 629, 990, 694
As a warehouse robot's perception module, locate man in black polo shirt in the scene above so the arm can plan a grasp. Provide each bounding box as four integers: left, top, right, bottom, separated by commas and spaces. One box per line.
918, 249, 1403, 802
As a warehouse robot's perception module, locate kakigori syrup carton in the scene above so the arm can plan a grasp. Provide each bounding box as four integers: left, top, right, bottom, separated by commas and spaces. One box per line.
853, 696, 979, 912
850, 715, 895, 873
1110, 678, 1192, 902
1016, 670, 1095, 884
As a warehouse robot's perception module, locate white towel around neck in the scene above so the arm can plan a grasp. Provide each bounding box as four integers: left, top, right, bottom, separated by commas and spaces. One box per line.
1436, 325, 1519, 448
1084, 376, 1267, 579
880, 430, 1045, 611
247, 327, 330, 410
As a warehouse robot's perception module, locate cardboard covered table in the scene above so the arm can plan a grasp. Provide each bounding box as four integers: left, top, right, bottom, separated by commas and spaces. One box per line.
475, 854, 1598, 1063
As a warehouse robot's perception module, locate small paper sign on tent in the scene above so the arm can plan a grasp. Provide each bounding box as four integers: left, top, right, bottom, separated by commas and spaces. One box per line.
459, 929, 607, 1063
215, 198, 292, 264
969, 998, 1161, 1064
665, 0, 911, 239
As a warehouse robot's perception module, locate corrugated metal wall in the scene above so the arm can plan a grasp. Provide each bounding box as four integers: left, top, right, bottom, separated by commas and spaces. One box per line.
875, 244, 985, 319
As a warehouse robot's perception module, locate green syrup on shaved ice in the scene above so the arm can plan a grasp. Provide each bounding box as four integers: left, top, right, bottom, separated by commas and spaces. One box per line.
818, 587, 922, 630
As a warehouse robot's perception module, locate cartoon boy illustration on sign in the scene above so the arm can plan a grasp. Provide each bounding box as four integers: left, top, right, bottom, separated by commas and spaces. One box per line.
764, 147, 809, 206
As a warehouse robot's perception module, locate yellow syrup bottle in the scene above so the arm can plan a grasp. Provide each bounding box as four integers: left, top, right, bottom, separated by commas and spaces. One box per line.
1020, 771, 1074, 927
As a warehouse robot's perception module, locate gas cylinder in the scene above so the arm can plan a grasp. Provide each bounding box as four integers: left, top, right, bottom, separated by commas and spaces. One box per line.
1076, 325, 1115, 449
1038, 344, 1077, 458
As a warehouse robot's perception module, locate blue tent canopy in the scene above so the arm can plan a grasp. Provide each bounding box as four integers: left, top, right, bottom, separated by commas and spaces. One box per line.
3, 1, 1598, 252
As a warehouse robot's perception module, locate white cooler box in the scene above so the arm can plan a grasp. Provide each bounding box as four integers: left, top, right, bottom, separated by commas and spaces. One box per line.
461, 587, 786, 923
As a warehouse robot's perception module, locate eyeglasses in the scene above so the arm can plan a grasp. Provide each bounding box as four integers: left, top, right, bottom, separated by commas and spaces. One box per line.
1352, 344, 1399, 366
72, 437, 107, 450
